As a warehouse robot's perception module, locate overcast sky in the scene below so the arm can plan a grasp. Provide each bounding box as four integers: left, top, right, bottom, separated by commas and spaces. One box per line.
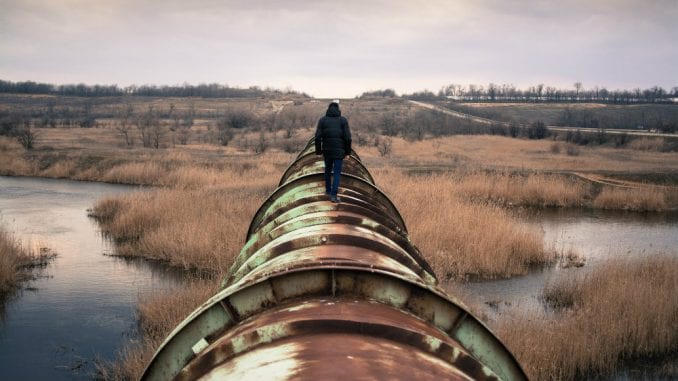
1, 0, 676, 98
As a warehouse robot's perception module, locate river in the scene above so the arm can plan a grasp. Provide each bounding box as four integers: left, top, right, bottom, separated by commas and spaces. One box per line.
0, 176, 183, 380
0, 176, 676, 380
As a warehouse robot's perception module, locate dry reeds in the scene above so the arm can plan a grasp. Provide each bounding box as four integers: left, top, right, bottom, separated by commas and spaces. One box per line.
628, 138, 666, 151
497, 254, 678, 380
0, 228, 55, 294
593, 186, 666, 211
88, 151, 287, 274
453, 172, 587, 208
99, 279, 218, 381
0, 229, 25, 293
0, 137, 35, 175
92, 186, 270, 274
100, 162, 165, 185
375, 169, 554, 279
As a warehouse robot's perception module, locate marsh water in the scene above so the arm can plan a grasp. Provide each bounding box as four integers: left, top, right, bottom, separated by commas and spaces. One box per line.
0, 176, 184, 380
0, 176, 676, 380
455, 209, 678, 315
453, 208, 678, 380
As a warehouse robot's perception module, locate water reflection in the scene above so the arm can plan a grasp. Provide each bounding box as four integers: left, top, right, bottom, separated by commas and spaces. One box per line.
0, 176, 184, 380
452, 208, 678, 315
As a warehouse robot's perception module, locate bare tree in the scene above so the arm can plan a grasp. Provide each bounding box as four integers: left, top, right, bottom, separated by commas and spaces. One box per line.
574, 82, 583, 100
254, 131, 268, 153
176, 126, 190, 145
16, 120, 38, 150
116, 104, 134, 146
380, 114, 399, 136
136, 106, 159, 148
222, 107, 255, 130
150, 123, 166, 149
536, 84, 544, 100
376, 136, 392, 157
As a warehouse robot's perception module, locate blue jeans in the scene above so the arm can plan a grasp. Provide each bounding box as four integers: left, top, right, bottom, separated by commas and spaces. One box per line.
324, 157, 343, 197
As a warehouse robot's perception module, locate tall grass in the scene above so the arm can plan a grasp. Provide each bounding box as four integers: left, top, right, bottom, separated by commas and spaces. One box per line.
496, 254, 678, 380
0, 228, 54, 294
593, 186, 667, 211
0, 229, 27, 293
92, 187, 270, 274
375, 169, 554, 279
88, 153, 286, 273
453, 172, 588, 207
100, 162, 165, 185
0, 137, 35, 175
628, 137, 666, 151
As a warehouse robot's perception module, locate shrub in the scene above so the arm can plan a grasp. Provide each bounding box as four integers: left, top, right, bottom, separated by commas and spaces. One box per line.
550, 143, 561, 154
627, 138, 665, 151
565, 144, 580, 156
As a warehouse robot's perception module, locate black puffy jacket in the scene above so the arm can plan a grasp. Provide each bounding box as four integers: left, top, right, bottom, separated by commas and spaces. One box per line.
315, 103, 352, 159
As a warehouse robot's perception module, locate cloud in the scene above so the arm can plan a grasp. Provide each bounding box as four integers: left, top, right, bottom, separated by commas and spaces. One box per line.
1, 0, 676, 97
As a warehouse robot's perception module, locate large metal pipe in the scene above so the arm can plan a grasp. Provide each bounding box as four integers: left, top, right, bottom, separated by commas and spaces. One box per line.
141, 139, 527, 381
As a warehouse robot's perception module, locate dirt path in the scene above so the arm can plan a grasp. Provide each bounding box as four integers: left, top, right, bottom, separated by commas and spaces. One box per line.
571, 172, 678, 190
271, 100, 293, 114
408, 100, 500, 125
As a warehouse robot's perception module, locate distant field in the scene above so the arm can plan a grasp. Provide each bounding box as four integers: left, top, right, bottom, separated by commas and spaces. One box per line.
0, 93, 407, 121
440, 101, 678, 130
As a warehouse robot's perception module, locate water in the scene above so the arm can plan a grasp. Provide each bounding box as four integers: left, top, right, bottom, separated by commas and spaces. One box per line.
0, 176, 183, 380
452, 209, 678, 315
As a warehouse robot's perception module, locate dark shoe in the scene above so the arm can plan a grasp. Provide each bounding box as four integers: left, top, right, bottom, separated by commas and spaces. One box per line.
330, 196, 341, 203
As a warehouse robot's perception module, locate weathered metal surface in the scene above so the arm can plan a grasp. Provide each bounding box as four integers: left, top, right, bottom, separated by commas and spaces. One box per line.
175, 299, 499, 381
140, 139, 528, 381
278, 150, 374, 186
246, 173, 407, 241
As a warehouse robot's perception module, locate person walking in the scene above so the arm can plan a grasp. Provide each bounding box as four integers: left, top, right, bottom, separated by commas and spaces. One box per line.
315, 100, 352, 203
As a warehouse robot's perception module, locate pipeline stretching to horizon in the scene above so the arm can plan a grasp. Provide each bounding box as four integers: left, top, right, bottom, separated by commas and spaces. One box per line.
140, 139, 528, 381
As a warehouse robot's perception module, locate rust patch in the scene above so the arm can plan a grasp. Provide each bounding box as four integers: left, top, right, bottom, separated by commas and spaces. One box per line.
454, 353, 500, 381
179, 298, 483, 381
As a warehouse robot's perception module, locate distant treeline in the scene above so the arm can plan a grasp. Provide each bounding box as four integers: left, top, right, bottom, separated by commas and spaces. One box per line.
362, 83, 678, 104
0, 80, 308, 98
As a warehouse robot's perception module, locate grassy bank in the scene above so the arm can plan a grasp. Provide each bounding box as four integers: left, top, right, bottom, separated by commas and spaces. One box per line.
0, 228, 55, 295
593, 186, 668, 211
92, 187, 270, 274
450, 171, 673, 211
375, 169, 554, 279
89, 155, 281, 273
496, 254, 678, 380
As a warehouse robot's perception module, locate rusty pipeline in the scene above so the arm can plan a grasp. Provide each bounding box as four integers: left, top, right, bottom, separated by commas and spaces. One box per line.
140, 139, 528, 381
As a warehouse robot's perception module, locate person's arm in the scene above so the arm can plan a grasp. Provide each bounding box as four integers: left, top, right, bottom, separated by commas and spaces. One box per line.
315, 118, 322, 155
342, 117, 352, 157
